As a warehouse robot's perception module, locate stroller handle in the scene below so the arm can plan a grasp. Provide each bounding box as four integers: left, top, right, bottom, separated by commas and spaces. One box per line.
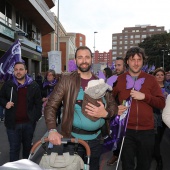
30, 137, 91, 157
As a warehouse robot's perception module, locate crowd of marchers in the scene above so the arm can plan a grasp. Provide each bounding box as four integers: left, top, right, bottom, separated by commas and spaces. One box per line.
0, 46, 170, 170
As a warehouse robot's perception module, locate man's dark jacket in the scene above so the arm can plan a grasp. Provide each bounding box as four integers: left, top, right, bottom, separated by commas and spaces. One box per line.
0, 79, 42, 129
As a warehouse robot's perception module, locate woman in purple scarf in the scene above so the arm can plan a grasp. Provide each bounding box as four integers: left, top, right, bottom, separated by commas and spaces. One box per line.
42, 70, 61, 124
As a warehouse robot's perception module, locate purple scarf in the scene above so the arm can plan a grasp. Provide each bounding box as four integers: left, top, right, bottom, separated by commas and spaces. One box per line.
43, 79, 58, 88
12, 74, 33, 90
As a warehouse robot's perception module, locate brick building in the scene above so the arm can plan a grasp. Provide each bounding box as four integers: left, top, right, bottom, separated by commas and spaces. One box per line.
93, 50, 113, 67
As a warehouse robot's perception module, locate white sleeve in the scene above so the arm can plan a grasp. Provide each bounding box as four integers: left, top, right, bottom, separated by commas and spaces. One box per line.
162, 94, 170, 128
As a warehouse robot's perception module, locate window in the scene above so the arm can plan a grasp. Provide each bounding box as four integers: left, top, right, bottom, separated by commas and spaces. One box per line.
124, 46, 127, 49
112, 51, 117, 55
135, 40, 140, 43
130, 35, 133, 38
16, 11, 22, 29
130, 40, 133, 44
0, 1, 5, 24
136, 30, 139, 32
149, 29, 154, 32
124, 41, 128, 44
80, 42, 82, 46
135, 35, 140, 38
79, 36, 82, 41
141, 35, 146, 38
6, 2, 12, 27
112, 46, 117, 50
119, 41, 122, 44
157, 28, 162, 31
112, 41, 117, 45
113, 36, 117, 40
0, 1, 12, 27
124, 35, 128, 39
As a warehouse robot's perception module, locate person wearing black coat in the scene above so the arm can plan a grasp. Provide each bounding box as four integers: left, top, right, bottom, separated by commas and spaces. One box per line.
0, 62, 42, 162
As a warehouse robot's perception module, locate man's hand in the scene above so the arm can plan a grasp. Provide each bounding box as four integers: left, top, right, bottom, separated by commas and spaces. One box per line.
130, 89, 145, 100
6, 102, 14, 109
42, 97, 48, 102
118, 105, 128, 115
48, 131, 63, 145
85, 101, 108, 118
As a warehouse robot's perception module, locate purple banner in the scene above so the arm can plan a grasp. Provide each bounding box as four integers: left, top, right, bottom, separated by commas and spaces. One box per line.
68, 60, 77, 72
0, 40, 22, 81
102, 97, 132, 153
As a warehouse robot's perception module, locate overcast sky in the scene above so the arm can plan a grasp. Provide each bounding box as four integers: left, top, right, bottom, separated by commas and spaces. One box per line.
51, 0, 170, 53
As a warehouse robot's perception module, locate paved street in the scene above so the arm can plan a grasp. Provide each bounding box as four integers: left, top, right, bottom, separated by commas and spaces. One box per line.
0, 117, 167, 170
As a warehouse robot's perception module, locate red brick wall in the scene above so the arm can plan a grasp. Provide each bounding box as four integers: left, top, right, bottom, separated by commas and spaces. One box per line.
42, 34, 51, 57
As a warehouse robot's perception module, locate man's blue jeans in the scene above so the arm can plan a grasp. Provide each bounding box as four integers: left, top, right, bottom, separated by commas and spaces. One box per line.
6, 122, 35, 162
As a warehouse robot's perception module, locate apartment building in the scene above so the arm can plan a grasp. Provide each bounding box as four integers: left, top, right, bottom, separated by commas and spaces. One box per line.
0, 0, 55, 76
112, 25, 165, 59
93, 50, 112, 66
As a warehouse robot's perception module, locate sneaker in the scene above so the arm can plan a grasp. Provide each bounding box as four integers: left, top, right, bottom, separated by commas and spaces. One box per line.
107, 155, 118, 166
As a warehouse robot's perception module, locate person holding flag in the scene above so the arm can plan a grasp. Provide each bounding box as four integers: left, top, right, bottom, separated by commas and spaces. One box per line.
113, 47, 165, 170
0, 62, 42, 162
0, 40, 23, 81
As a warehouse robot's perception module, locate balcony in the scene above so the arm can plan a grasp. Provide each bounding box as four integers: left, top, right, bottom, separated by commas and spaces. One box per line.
8, 0, 55, 35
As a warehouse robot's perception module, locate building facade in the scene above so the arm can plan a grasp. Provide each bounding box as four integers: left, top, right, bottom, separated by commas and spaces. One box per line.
112, 25, 165, 60
0, 0, 55, 76
41, 15, 67, 73
75, 33, 86, 48
93, 50, 113, 66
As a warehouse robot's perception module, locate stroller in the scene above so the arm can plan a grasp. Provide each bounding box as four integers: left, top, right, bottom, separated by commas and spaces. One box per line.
29, 137, 91, 170
1, 138, 91, 170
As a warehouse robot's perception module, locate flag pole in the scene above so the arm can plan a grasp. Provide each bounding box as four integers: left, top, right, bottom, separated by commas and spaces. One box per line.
10, 87, 13, 102
115, 97, 132, 170
115, 136, 125, 170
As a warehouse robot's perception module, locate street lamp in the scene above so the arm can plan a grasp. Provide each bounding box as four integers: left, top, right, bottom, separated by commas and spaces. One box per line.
94, 31, 98, 53
161, 49, 168, 69
56, 0, 59, 51
93, 31, 98, 62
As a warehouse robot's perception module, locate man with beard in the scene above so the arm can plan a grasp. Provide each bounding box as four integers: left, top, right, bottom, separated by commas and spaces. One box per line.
44, 46, 118, 170
0, 62, 42, 162
115, 56, 126, 75
113, 47, 165, 170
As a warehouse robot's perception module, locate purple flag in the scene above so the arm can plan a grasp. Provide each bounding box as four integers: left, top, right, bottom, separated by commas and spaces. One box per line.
142, 64, 148, 72
68, 60, 77, 72
0, 40, 22, 81
102, 75, 145, 153
102, 97, 132, 153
